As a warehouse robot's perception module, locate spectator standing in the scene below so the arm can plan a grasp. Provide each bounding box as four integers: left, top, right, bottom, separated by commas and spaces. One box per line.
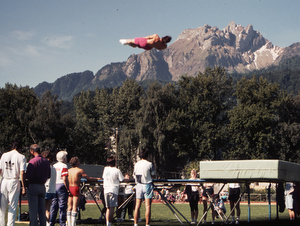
285, 182, 295, 220
67, 157, 101, 226
133, 148, 155, 226
41, 151, 56, 226
184, 169, 200, 224
0, 140, 26, 226
27, 144, 51, 226
103, 156, 124, 226
121, 173, 134, 221
116, 183, 125, 222
49, 151, 69, 226
202, 182, 215, 224
228, 183, 241, 224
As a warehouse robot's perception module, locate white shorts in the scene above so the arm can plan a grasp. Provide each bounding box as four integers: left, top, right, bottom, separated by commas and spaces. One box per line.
135, 183, 153, 199
286, 194, 293, 209
104, 192, 118, 208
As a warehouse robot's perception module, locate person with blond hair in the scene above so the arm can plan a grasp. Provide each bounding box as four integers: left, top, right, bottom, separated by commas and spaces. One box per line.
184, 169, 200, 224
49, 150, 69, 226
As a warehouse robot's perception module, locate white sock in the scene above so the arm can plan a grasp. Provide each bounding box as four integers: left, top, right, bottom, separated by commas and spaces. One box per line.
106, 222, 111, 226
71, 212, 77, 226
67, 211, 71, 226
119, 39, 128, 45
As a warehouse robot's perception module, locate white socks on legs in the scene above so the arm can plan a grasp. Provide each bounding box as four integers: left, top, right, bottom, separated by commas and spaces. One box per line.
119, 39, 128, 45
67, 211, 71, 226
71, 212, 77, 226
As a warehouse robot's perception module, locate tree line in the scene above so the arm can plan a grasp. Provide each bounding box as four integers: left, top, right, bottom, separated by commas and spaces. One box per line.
1, 67, 300, 177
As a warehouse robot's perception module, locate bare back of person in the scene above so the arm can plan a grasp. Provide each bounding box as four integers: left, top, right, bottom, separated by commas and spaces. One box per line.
146, 34, 167, 50
68, 167, 84, 187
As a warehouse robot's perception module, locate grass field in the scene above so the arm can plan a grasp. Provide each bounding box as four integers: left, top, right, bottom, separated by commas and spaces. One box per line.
12, 202, 299, 226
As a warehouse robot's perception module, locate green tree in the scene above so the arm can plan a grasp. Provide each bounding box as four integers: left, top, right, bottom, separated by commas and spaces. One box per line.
141, 82, 189, 176
29, 90, 68, 149
227, 76, 285, 159
111, 79, 144, 173
0, 84, 38, 152
274, 92, 300, 163
178, 67, 233, 161
73, 90, 106, 164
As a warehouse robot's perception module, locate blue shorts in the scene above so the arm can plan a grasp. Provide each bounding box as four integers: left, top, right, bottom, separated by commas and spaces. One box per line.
135, 183, 153, 199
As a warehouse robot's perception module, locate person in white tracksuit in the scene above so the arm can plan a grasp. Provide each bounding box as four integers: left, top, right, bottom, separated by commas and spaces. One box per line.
0, 140, 27, 226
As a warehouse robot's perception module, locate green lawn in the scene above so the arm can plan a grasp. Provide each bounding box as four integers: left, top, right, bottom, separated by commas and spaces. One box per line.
13, 202, 296, 225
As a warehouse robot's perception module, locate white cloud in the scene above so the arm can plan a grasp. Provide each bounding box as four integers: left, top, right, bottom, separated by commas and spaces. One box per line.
7, 44, 41, 58
24, 45, 41, 57
0, 54, 11, 67
11, 30, 35, 40
42, 35, 73, 49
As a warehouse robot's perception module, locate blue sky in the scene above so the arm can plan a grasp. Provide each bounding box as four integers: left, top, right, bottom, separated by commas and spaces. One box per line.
1, 0, 299, 88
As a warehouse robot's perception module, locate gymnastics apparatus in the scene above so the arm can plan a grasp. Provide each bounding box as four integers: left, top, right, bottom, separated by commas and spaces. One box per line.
16, 160, 300, 225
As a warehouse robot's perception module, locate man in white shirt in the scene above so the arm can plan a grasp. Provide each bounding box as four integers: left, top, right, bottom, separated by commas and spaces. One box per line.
103, 156, 124, 226
0, 140, 26, 226
133, 149, 155, 226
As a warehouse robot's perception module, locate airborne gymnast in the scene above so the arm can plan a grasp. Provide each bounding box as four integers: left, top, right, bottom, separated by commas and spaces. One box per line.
119, 34, 171, 51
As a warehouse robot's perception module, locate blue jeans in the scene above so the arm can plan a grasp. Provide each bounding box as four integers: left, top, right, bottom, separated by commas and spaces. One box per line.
28, 184, 46, 226
49, 184, 68, 226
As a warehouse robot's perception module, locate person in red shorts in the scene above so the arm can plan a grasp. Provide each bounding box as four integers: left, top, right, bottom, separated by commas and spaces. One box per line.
119, 34, 171, 51
67, 157, 101, 226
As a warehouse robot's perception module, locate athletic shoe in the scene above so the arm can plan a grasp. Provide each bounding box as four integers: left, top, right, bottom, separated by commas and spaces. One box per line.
119, 39, 128, 45
138, 218, 142, 222
191, 221, 196, 224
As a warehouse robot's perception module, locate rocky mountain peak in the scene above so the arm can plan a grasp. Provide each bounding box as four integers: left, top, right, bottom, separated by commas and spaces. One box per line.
164, 22, 284, 78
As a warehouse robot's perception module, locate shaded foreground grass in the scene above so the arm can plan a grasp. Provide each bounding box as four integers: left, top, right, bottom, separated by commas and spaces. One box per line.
14, 202, 296, 225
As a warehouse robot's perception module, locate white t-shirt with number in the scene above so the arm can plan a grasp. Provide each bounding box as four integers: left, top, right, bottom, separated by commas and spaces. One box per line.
0, 150, 26, 179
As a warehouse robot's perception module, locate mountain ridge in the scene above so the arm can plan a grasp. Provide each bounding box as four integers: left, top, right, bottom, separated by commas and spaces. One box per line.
34, 21, 300, 101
